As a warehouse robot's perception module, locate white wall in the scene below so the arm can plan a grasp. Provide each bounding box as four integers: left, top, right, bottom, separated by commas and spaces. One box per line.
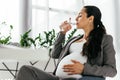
114, 0, 120, 80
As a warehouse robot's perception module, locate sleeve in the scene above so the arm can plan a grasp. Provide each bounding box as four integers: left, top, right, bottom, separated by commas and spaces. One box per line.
82, 35, 117, 77
51, 32, 65, 59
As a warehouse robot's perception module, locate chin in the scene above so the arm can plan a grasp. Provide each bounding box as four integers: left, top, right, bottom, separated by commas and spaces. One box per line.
76, 27, 79, 29
76, 26, 81, 29
76, 25, 79, 28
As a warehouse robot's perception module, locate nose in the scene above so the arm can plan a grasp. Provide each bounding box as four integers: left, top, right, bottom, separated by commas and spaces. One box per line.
76, 16, 78, 21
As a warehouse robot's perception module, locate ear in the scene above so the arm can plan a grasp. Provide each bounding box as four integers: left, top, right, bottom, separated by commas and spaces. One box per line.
88, 16, 94, 23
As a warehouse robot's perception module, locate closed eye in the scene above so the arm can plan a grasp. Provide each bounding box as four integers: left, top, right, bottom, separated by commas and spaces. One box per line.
78, 13, 82, 17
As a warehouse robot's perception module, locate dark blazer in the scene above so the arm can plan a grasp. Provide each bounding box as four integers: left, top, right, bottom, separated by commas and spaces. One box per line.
51, 32, 117, 78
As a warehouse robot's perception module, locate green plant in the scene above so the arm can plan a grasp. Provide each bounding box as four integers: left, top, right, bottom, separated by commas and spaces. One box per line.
20, 29, 36, 47
0, 36, 11, 44
40, 29, 56, 48
0, 22, 13, 44
19, 28, 77, 49
39, 28, 77, 47
67, 28, 77, 41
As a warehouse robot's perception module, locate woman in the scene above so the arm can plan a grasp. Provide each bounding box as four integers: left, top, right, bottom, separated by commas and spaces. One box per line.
16, 5, 117, 80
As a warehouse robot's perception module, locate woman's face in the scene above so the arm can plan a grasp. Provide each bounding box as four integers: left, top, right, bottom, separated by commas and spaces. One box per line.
76, 8, 90, 29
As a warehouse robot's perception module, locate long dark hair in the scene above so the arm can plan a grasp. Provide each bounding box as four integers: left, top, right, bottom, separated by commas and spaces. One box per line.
82, 6, 106, 61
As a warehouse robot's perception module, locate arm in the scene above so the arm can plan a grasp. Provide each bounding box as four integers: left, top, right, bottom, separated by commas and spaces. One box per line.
51, 32, 65, 59
51, 21, 72, 59
83, 35, 117, 77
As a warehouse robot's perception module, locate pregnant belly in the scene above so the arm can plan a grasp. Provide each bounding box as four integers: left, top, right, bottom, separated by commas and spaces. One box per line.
55, 53, 87, 79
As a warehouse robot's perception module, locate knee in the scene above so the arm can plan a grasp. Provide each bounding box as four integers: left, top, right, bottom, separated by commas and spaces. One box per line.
20, 65, 28, 70
19, 65, 31, 72
16, 65, 31, 80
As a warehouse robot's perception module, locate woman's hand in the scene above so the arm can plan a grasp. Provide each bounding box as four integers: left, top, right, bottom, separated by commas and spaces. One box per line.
63, 60, 84, 75
59, 21, 72, 34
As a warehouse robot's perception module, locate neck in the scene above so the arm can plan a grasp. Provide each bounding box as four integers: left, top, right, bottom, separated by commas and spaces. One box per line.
83, 25, 94, 40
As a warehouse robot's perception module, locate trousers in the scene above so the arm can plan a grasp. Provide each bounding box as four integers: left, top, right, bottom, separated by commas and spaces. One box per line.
16, 65, 105, 80
79, 76, 105, 80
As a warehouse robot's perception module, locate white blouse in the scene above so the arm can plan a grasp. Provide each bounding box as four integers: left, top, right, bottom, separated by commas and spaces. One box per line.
55, 39, 87, 79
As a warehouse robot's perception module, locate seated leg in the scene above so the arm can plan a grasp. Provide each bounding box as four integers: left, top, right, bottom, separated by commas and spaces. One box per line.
16, 65, 59, 80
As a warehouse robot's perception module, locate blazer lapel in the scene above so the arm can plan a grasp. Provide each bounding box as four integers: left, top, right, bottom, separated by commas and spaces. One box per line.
58, 35, 83, 62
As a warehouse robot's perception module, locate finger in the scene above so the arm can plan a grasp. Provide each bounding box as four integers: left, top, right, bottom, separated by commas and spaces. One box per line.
71, 59, 80, 64
63, 68, 75, 73
63, 69, 69, 72
64, 21, 68, 24
67, 71, 76, 75
63, 66, 72, 70
63, 64, 73, 67
67, 24, 72, 30
68, 72, 75, 75
63, 69, 73, 72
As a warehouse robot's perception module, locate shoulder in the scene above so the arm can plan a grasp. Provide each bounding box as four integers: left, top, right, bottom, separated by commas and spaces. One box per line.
102, 34, 113, 42
102, 34, 114, 47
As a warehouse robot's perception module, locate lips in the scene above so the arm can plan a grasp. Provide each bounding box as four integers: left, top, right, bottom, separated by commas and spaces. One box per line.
76, 22, 78, 25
